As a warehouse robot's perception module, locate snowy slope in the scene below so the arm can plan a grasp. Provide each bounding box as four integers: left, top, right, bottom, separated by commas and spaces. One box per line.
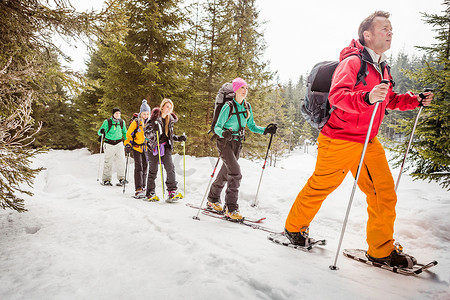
0, 147, 449, 300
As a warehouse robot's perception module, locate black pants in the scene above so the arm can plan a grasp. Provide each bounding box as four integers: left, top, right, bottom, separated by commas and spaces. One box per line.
146, 147, 177, 196
208, 139, 242, 212
133, 149, 148, 191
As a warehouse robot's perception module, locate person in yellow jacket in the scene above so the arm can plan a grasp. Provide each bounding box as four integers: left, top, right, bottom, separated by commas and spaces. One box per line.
124, 100, 151, 198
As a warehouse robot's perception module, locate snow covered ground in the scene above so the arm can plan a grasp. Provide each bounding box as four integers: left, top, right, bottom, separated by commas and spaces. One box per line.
1, 146, 449, 299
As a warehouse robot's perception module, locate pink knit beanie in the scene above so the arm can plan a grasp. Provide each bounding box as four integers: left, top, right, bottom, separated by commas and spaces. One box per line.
232, 77, 247, 92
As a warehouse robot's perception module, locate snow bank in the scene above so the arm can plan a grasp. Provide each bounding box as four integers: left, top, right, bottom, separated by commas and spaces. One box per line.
0, 147, 448, 299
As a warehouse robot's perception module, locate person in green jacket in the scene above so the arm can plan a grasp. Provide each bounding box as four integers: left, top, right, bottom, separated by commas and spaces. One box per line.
97, 108, 128, 186
207, 78, 277, 220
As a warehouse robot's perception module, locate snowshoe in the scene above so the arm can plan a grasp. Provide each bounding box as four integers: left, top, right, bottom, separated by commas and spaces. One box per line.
101, 180, 113, 186
284, 227, 311, 247
146, 193, 160, 202
366, 243, 417, 269
343, 248, 437, 276
166, 191, 183, 203
116, 179, 128, 186
268, 232, 327, 251
133, 189, 146, 199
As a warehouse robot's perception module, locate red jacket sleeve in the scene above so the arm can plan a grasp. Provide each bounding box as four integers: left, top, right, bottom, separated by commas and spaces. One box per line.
386, 90, 420, 111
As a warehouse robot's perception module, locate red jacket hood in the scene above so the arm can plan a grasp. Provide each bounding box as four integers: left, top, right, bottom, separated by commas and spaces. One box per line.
339, 39, 365, 62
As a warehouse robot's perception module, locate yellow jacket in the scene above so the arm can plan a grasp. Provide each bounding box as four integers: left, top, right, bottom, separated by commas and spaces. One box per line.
124, 119, 148, 153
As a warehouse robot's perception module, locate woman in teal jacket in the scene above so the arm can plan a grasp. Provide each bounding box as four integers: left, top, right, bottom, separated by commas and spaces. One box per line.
207, 78, 277, 220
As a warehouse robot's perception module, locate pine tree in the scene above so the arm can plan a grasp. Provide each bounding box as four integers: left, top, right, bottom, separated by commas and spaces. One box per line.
379, 52, 425, 140
229, 0, 274, 158
183, 0, 273, 157
73, 51, 108, 152
181, 0, 237, 157
29, 51, 84, 149
391, 2, 450, 190
74, 0, 190, 152
99, 0, 189, 115
0, 0, 111, 211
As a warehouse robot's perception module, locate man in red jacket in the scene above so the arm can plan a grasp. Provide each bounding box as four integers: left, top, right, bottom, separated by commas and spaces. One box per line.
284, 11, 433, 268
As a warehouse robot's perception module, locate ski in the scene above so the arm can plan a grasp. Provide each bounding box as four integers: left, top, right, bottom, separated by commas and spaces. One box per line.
186, 203, 266, 223
268, 232, 327, 252
343, 249, 438, 276
200, 210, 277, 233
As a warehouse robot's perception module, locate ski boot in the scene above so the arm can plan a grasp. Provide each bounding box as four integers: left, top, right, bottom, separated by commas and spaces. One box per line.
225, 207, 243, 221
207, 200, 224, 214
101, 180, 113, 186
367, 243, 417, 269
284, 227, 311, 247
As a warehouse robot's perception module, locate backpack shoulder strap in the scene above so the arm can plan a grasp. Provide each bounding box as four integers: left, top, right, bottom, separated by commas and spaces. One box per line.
355, 55, 368, 87
224, 100, 234, 121
131, 119, 140, 139
381, 61, 396, 88
231, 101, 243, 132
106, 118, 113, 133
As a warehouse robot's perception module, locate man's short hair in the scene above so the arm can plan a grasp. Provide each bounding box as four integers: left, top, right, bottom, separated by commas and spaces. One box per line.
358, 11, 391, 45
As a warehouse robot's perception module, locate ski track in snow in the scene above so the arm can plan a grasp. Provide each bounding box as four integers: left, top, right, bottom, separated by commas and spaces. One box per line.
0, 148, 449, 299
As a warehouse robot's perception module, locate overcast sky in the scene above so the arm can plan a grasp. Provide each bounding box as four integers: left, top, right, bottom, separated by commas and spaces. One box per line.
61, 0, 447, 83
257, 0, 445, 82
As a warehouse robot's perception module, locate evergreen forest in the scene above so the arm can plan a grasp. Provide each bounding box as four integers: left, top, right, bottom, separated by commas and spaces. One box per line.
1, 0, 449, 212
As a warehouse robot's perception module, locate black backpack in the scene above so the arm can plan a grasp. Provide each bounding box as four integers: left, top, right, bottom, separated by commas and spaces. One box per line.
301, 55, 368, 130
129, 113, 139, 126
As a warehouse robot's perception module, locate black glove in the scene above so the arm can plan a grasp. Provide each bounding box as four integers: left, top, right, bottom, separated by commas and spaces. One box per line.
264, 123, 278, 135
100, 128, 105, 134
177, 134, 187, 142
222, 129, 233, 141
125, 144, 132, 154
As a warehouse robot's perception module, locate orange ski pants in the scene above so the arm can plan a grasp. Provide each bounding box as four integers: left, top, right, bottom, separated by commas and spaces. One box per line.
285, 133, 396, 258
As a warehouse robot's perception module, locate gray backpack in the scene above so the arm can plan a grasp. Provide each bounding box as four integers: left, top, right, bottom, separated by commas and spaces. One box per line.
209, 82, 235, 133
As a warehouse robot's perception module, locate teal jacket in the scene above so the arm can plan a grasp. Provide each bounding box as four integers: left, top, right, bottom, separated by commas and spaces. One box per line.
98, 118, 127, 141
214, 99, 265, 139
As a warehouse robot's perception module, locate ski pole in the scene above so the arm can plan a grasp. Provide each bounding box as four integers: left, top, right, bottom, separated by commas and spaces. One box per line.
183, 136, 186, 197
330, 79, 388, 271
251, 133, 274, 207
156, 130, 165, 198
123, 152, 130, 194
97, 133, 105, 181
395, 88, 432, 192
193, 157, 220, 220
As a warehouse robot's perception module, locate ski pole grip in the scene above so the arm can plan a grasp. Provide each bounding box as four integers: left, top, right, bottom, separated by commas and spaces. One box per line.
418, 88, 433, 107
375, 79, 390, 103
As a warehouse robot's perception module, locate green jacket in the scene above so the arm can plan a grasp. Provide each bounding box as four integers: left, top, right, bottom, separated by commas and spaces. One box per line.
98, 118, 127, 141
214, 99, 265, 139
